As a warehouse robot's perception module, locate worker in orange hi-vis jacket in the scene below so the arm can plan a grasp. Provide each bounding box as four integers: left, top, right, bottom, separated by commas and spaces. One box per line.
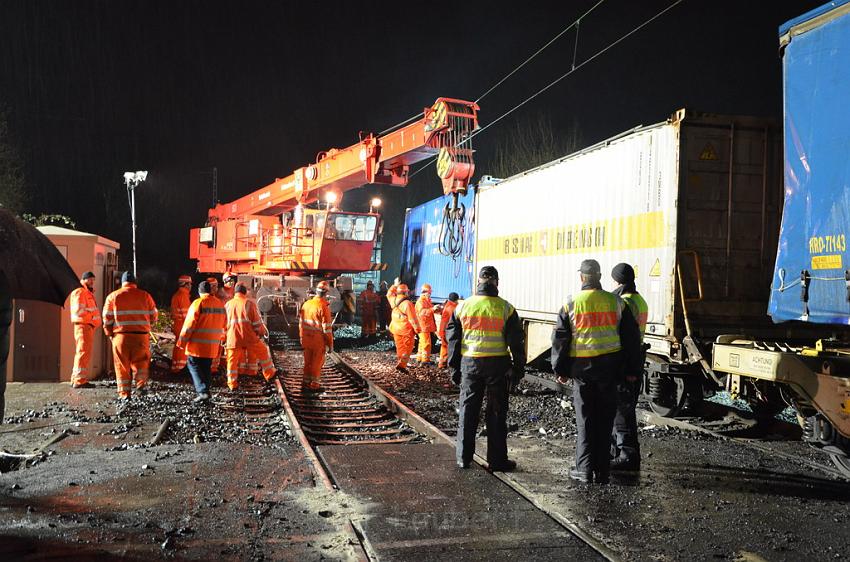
169, 275, 192, 373
102, 271, 158, 409
415, 283, 437, 365
358, 280, 381, 341
177, 280, 227, 403
389, 284, 421, 374
225, 283, 277, 390
205, 276, 225, 373
437, 292, 460, 369
69, 271, 101, 388
299, 281, 334, 392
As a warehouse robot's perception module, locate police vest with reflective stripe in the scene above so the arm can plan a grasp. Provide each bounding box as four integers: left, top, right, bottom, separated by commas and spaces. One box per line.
566, 289, 624, 358
456, 295, 513, 358
621, 292, 648, 343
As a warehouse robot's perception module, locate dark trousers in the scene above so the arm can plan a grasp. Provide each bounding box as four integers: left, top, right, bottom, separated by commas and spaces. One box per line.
0, 324, 8, 423
187, 356, 213, 395
573, 369, 618, 477
456, 356, 510, 466
611, 379, 640, 461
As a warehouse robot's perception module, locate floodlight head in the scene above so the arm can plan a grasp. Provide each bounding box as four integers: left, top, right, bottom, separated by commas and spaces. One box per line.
123, 171, 135, 181
325, 191, 338, 204
136, 171, 148, 182
370, 197, 382, 208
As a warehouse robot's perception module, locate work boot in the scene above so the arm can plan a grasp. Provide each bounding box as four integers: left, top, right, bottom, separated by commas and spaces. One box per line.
71, 382, 94, 389
193, 393, 210, 404
488, 459, 517, 472
569, 468, 592, 483
594, 470, 610, 485
395, 365, 409, 375
457, 461, 471, 469
610, 455, 640, 472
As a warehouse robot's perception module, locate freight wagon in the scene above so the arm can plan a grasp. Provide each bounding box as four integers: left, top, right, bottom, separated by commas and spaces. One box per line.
713, 0, 850, 476
399, 188, 476, 302
476, 109, 784, 418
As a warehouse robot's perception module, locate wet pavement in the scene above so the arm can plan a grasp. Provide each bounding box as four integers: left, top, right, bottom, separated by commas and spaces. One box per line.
340, 341, 850, 561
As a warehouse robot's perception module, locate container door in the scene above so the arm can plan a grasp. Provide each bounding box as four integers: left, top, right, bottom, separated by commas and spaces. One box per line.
12, 299, 60, 381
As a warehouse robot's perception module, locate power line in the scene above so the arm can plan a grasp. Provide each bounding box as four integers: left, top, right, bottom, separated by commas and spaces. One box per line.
475, 0, 607, 104
409, 0, 685, 181
462, 0, 685, 147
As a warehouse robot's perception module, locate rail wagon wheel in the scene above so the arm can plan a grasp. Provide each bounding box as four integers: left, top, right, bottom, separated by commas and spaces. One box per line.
647, 374, 686, 418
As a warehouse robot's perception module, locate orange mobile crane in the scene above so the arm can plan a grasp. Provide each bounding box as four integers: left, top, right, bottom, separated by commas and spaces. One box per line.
188, 98, 478, 317
190, 98, 478, 275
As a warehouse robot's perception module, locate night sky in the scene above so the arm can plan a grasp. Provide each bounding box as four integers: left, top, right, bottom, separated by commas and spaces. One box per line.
0, 1, 826, 302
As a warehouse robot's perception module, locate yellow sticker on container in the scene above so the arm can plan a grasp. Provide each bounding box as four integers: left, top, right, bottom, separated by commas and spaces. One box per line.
811, 254, 843, 270
699, 142, 718, 160
649, 258, 662, 277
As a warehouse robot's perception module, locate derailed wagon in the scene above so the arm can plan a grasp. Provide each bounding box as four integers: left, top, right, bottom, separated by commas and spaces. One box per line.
475, 109, 784, 417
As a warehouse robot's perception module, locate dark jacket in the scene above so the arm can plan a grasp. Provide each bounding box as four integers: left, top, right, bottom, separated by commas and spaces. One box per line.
445, 282, 526, 372
550, 280, 642, 380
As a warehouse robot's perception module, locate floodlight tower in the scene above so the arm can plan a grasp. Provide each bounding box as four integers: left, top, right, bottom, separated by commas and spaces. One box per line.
123, 170, 148, 277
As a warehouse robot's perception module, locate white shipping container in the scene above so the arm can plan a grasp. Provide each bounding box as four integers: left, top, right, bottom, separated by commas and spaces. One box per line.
474, 109, 783, 370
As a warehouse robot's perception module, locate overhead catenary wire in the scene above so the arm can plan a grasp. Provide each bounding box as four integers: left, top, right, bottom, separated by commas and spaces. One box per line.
475, 0, 607, 104
380, 1, 606, 138
460, 0, 686, 148
408, 0, 685, 180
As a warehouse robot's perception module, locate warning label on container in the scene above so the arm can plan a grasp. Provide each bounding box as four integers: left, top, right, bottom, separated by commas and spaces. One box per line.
811, 254, 843, 270
477, 211, 666, 260
649, 258, 662, 277
699, 143, 718, 160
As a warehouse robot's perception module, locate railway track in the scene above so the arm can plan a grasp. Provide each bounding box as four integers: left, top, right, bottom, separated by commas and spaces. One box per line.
264, 333, 619, 561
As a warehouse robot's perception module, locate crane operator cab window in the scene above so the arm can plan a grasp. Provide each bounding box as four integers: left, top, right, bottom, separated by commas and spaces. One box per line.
324, 213, 377, 242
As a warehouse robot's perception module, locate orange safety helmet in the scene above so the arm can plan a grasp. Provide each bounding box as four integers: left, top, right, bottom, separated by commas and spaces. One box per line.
178, 275, 192, 285
316, 280, 331, 294
396, 284, 410, 294
206, 276, 219, 286
223, 272, 237, 285
420, 283, 432, 293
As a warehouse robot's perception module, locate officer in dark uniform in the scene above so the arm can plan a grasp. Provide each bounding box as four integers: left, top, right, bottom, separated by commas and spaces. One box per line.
551, 259, 641, 484
446, 265, 526, 471
610, 263, 649, 471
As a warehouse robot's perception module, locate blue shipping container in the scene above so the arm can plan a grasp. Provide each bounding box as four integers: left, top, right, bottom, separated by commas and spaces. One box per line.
399, 189, 476, 302
770, 1, 850, 325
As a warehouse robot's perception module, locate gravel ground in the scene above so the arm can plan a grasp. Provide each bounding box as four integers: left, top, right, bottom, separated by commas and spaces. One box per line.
336, 334, 850, 561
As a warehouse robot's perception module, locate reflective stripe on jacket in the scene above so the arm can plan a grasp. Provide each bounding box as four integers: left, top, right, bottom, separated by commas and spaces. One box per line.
415, 294, 437, 333
170, 287, 191, 334
178, 294, 226, 358
621, 292, 648, 342
564, 289, 624, 358
102, 283, 158, 335
70, 287, 101, 326
299, 296, 333, 346
225, 293, 267, 348
456, 295, 513, 358
390, 298, 421, 337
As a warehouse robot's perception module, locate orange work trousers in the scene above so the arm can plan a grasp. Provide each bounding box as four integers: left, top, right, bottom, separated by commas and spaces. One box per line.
72, 324, 95, 385
361, 314, 377, 337
111, 333, 150, 398
171, 341, 187, 373
417, 331, 433, 363
393, 332, 415, 368
226, 342, 276, 390
301, 334, 326, 390
438, 334, 449, 368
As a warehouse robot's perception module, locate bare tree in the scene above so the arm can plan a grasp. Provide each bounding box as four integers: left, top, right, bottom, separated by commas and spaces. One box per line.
0, 108, 27, 214
489, 113, 581, 179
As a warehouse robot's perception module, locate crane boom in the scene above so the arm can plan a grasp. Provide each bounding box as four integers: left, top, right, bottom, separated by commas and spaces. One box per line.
190, 98, 479, 276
